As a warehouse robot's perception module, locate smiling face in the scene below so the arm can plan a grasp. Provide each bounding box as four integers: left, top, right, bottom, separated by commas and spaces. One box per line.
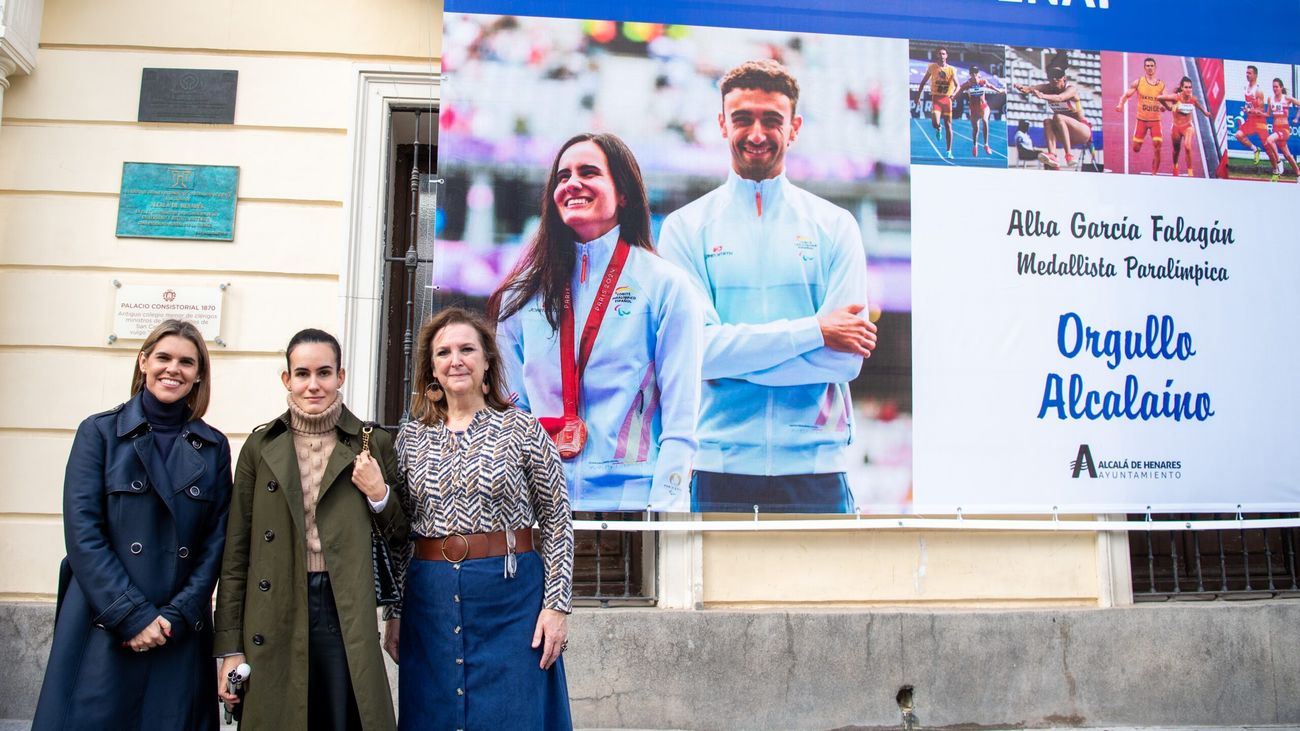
719, 87, 802, 181
281, 341, 345, 415
138, 335, 200, 405
553, 140, 624, 243
431, 323, 489, 400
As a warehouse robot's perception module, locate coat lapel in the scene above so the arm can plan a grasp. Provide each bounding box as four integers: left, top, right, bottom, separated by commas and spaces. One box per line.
318, 407, 362, 503
118, 394, 183, 518
261, 419, 307, 538
132, 433, 182, 518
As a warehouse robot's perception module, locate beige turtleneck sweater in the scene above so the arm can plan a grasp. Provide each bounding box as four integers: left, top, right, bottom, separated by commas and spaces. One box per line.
286, 394, 342, 573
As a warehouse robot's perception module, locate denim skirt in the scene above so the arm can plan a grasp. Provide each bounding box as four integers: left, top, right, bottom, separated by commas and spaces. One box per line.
399, 549, 572, 730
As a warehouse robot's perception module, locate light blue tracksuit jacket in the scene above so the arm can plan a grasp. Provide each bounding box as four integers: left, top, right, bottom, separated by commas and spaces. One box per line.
497, 227, 704, 512
658, 171, 869, 476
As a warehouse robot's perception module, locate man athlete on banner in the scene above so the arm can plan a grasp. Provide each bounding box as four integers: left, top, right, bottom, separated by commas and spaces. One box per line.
1115, 56, 1169, 175
914, 47, 959, 159
658, 59, 877, 513
1235, 64, 1276, 172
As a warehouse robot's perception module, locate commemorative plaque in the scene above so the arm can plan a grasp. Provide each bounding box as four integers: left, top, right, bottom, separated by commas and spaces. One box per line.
138, 69, 238, 124
112, 284, 225, 341
116, 162, 239, 241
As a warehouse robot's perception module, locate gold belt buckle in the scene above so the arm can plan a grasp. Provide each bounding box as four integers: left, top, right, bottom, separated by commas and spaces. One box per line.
441, 533, 470, 564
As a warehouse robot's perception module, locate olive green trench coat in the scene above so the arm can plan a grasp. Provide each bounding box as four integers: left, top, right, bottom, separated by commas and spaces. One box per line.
214, 406, 408, 730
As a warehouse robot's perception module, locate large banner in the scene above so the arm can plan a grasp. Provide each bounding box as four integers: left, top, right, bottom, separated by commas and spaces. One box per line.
433, 0, 1300, 514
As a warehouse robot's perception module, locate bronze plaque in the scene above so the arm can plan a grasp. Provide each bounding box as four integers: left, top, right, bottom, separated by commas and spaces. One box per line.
138, 69, 237, 124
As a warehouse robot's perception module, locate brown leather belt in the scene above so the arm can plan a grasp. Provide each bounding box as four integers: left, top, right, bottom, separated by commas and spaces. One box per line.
414, 528, 534, 563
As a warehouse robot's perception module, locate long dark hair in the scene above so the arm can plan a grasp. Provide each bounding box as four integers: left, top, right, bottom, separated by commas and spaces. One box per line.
409, 308, 512, 426
486, 132, 653, 330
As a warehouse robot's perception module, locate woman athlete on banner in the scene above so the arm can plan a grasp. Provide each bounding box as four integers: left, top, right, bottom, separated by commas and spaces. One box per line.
489, 133, 704, 513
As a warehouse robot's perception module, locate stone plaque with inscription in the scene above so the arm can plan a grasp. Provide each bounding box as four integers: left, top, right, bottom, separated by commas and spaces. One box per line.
116, 162, 239, 240
138, 69, 238, 124
113, 285, 225, 341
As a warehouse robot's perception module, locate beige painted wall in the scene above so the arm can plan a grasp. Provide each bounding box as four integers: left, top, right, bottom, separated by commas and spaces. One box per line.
41, 0, 441, 60
702, 530, 1100, 606
0, 1, 1111, 606
0, 0, 440, 600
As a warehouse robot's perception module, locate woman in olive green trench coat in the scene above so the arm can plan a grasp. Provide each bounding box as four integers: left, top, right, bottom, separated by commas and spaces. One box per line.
214, 331, 408, 730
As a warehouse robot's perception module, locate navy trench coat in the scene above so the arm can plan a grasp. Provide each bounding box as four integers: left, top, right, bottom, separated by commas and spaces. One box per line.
32, 392, 232, 731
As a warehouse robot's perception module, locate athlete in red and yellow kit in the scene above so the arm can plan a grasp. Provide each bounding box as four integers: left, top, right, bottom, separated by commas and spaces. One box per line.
1266, 77, 1300, 179
1235, 64, 1275, 169
1156, 76, 1210, 177
1115, 57, 1168, 174
914, 47, 959, 158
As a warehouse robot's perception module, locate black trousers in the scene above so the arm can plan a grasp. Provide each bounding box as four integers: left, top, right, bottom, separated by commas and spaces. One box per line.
691, 470, 854, 513
307, 572, 363, 731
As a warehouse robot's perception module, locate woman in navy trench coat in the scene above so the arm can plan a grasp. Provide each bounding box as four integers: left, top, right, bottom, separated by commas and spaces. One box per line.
32, 319, 232, 730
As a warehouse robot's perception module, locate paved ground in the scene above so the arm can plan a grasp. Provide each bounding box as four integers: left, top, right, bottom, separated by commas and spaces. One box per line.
5, 717, 1294, 723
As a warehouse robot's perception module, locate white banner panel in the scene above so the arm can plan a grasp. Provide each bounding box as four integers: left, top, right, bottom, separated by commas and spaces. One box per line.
912, 166, 1300, 513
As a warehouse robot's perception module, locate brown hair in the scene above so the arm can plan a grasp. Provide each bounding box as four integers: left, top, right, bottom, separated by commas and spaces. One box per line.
129, 319, 212, 419
719, 59, 800, 113
410, 307, 512, 426
487, 132, 653, 330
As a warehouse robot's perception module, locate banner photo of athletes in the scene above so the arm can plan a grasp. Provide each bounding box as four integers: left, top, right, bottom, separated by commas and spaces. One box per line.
432, 3, 1300, 514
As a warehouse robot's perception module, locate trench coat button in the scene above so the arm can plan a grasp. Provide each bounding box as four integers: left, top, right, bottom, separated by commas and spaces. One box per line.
456, 688, 464, 696
188, 486, 201, 497
130, 480, 144, 491
266, 480, 279, 492
177, 546, 190, 558
259, 580, 271, 591
453, 626, 461, 634
194, 619, 203, 630
453, 594, 460, 603
129, 542, 143, 554
252, 634, 264, 646
264, 530, 275, 542
455, 657, 463, 665
190, 437, 202, 450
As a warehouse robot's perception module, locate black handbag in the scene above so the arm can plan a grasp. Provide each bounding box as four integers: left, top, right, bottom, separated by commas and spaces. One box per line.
362, 424, 401, 606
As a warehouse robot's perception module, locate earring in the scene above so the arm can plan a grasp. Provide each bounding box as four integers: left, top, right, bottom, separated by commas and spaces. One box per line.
427, 379, 443, 401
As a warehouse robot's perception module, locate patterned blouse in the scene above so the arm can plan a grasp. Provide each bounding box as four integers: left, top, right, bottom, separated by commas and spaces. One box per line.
392, 406, 574, 614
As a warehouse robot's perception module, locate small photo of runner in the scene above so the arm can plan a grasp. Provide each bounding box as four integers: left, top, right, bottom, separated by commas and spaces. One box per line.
1224, 59, 1299, 183
1005, 47, 1104, 172
1101, 52, 1225, 178
908, 41, 1008, 168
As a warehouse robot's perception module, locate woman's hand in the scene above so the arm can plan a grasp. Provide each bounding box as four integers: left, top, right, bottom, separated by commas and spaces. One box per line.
352, 451, 387, 502
218, 654, 246, 705
383, 618, 400, 664
126, 615, 170, 652
531, 608, 568, 670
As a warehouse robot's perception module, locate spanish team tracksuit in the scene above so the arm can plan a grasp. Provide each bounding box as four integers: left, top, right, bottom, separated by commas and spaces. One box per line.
497, 226, 705, 512
658, 171, 869, 513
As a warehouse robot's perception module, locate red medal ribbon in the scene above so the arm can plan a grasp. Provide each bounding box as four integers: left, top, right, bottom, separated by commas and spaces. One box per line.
540, 239, 632, 457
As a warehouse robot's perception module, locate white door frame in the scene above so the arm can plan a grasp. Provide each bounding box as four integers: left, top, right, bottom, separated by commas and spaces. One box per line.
340, 66, 439, 419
